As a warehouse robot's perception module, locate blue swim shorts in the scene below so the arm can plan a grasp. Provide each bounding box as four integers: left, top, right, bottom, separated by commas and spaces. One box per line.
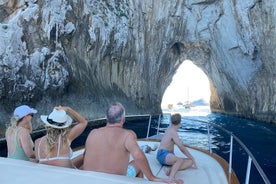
126, 165, 136, 177
156, 149, 173, 166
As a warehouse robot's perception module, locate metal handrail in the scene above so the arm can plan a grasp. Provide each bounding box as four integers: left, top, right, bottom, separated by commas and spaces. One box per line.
146, 115, 271, 184
195, 119, 270, 184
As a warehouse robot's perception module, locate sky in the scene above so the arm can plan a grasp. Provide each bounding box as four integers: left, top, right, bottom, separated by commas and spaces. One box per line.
161, 60, 211, 107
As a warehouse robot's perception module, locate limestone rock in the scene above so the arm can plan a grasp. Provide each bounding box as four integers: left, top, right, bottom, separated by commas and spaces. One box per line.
0, 0, 275, 127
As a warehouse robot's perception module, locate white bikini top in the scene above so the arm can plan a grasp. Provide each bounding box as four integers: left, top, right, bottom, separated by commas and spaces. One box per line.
38, 135, 73, 162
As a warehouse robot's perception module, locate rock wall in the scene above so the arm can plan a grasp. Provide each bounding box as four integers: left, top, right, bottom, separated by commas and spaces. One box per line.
0, 0, 275, 127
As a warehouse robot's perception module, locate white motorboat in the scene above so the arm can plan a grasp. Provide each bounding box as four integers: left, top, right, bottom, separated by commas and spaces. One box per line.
0, 114, 270, 184
0, 139, 231, 184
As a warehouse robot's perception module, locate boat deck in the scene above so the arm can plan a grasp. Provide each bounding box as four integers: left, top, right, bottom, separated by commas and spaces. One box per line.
0, 140, 229, 184
135, 140, 228, 184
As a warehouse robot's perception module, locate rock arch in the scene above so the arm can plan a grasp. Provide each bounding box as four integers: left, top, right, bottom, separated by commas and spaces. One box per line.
0, 0, 275, 125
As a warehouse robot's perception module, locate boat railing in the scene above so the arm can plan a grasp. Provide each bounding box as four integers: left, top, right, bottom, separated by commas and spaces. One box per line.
145, 115, 271, 184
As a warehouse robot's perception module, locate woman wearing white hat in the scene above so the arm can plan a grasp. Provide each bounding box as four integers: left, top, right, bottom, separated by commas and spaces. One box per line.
5, 105, 38, 161
35, 106, 87, 168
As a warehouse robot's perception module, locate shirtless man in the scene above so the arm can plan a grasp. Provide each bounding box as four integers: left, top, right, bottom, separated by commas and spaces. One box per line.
83, 102, 176, 183
156, 113, 197, 183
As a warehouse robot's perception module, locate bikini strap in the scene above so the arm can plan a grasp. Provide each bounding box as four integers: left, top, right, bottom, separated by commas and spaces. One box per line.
57, 134, 61, 157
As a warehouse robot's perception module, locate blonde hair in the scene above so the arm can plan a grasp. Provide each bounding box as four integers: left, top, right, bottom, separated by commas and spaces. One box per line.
45, 127, 70, 154
5, 116, 21, 135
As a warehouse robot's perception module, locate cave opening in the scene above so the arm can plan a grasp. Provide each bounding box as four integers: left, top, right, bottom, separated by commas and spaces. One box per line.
161, 60, 211, 114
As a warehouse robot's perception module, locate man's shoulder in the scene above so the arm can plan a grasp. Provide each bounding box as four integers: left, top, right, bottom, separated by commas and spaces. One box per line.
120, 129, 136, 141
125, 128, 136, 134
89, 126, 132, 135
166, 127, 177, 134
163, 128, 178, 139
89, 127, 105, 135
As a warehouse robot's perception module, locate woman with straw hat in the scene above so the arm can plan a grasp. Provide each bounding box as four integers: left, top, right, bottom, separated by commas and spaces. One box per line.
35, 106, 87, 168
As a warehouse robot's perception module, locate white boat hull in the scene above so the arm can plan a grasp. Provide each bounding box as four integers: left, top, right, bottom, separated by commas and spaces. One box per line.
0, 140, 228, 184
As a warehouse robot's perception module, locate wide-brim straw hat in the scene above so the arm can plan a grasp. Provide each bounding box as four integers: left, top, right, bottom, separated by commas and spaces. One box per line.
41, 109, 72, 129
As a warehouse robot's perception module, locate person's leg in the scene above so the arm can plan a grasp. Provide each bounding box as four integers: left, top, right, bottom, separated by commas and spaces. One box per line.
169, 157, 184, 179
165, 154, 192, 182
177, 158, 193, 170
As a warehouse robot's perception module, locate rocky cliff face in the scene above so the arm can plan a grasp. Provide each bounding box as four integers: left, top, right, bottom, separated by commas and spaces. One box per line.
0, 0, 275, 127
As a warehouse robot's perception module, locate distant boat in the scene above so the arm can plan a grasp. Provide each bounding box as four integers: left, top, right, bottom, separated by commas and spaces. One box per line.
167, 104, 173, 109
184, 87, 192, 109
183, 100, 192, 109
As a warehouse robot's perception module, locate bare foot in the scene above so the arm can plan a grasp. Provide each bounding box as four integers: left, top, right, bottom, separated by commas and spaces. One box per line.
167, 178, 184, 184
163, 166, 171, 176
174, 178, 184, 184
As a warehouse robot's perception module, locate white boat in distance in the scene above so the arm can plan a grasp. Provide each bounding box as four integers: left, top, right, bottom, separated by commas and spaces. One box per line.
0, 114, 270, 184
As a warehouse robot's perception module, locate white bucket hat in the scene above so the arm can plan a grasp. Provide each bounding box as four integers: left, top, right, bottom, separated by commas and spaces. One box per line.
41, 109, 72, 129
14, 105, 37, 120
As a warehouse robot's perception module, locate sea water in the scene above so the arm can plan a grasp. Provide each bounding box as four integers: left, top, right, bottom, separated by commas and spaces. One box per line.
160, 106, 276, 184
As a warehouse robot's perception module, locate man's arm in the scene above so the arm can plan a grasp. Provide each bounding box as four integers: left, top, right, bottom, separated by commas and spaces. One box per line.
20, 129, 35, 159
125, 132, 155, 180
55, 106, 88, 142
172, 132, 197, 168
125, 131, 174, 183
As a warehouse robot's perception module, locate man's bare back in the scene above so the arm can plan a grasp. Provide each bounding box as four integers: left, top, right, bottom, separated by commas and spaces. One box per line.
83, 102, 177, 183
158, 126, 180, 152
83, 125, 136, 175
